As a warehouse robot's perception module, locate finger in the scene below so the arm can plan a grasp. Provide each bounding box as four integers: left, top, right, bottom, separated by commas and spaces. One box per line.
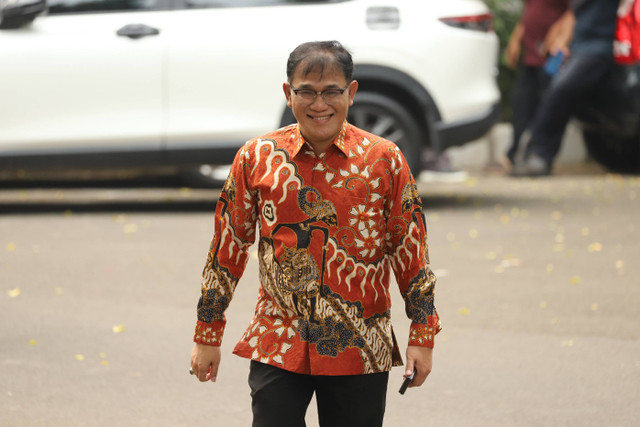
197, 364, 211, 382
209, 362, 219, 382
404, 360, 415, 378
409, 371, 424, 388
205, 368, 213, 382
410, 365, 432, 388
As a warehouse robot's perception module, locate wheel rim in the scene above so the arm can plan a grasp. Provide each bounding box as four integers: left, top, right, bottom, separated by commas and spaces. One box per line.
348, 106, 407, 151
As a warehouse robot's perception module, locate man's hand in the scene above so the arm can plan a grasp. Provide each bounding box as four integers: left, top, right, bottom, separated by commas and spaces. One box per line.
190, 343, 221, 383
404, 346, 433, 388
503, 22, 524, 69
504, 39, 522, 69
540, 10, 575, 58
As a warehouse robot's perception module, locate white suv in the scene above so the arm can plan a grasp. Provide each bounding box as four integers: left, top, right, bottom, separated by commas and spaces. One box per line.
0, 0, 500, 183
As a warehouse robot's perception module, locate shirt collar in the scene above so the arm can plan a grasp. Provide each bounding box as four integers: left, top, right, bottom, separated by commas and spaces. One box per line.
292, 120, 350, 157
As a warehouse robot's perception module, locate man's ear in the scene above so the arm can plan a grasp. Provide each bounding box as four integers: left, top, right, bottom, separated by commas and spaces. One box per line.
283, 82, 293, 108
348, 80, 359, 106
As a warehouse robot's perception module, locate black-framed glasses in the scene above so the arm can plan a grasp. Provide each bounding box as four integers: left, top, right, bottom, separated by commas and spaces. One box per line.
290, 85, 349, 105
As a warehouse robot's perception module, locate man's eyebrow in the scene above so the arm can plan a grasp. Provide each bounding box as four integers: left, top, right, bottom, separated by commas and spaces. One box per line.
295, 83, 344, 89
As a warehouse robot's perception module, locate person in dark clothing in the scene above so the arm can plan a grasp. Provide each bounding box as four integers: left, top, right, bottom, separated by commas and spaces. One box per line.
504, 0, 569, 166
511, 0, 619, 176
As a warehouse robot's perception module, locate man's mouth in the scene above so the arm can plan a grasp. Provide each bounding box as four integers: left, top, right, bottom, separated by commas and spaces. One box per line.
308, 114, 333, 121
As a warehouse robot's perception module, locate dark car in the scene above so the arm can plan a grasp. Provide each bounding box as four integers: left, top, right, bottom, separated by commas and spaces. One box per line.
577, 63, 640, 174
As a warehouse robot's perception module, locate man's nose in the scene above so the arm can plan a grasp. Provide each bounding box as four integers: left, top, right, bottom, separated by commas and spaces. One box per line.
310, 93, 329, 108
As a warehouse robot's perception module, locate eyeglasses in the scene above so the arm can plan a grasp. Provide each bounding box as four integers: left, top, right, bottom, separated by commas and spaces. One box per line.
290, 85, 349, 105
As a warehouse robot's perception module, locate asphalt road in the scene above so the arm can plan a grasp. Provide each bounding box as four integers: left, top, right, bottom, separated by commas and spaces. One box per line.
1, 168, 639, 427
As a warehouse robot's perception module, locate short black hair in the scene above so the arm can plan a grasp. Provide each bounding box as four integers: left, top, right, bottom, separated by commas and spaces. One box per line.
286, 40, 354, 83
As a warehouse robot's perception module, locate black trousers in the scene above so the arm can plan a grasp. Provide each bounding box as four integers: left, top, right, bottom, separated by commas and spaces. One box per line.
248, 361, 389, 427
508, 64, 552, 163
527, 53, 614, 163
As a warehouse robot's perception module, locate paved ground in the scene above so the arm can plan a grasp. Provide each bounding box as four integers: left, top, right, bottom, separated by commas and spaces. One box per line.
1, 162, 639, 426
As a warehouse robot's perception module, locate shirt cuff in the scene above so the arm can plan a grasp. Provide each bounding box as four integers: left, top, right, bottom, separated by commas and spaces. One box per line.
193, 320, 226, 346
408, 319, 441, 349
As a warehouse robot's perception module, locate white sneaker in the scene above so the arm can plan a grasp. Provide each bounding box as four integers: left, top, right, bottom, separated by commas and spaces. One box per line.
418, 169, 469, 183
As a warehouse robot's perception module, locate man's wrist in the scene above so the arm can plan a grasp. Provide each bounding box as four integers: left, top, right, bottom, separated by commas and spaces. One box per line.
408, 323, 437, 348
194, 320, 226, 346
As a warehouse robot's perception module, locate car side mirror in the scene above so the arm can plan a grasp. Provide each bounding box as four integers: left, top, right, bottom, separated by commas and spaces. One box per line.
0, 0, 46, 29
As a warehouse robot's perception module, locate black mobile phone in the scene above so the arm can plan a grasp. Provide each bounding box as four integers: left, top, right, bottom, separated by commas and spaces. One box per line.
398, 369, 415, 395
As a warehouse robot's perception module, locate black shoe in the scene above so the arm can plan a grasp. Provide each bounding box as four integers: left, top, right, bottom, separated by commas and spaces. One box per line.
510, 154, 551, 177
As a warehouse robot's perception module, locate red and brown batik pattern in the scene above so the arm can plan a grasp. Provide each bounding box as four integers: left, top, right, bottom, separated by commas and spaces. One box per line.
194, 121, 441, 375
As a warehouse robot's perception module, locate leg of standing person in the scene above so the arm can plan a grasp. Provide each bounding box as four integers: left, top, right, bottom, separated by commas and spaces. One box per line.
512, 53, 614, 176
314, 371, 389, 427
507, 65, 552, 164
249, 361, 315, 427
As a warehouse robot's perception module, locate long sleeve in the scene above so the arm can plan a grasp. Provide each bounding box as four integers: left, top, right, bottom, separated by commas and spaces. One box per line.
384, 149, 441, 348
193, 144, 258, 346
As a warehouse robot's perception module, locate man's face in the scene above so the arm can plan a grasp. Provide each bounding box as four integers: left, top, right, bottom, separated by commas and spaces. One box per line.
284, 63, 358, 152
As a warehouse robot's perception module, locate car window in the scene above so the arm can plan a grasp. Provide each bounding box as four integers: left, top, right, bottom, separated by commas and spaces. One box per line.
183, 0, 339, 9
47, 0, 162, 14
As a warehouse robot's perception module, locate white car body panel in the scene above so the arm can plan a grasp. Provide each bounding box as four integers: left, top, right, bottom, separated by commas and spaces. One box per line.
0, 12, 168, 153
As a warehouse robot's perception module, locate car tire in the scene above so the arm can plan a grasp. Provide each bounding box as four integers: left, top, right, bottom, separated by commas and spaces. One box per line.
348, 91, 424, 175
582, 128, 640, 174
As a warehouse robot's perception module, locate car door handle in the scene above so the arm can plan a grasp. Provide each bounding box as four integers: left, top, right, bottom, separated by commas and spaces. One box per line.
116, 24, 160, 39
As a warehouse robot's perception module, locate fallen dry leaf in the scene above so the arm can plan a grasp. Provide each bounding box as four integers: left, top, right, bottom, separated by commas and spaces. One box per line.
588, 242, 603, 252
123, 224, 138, 234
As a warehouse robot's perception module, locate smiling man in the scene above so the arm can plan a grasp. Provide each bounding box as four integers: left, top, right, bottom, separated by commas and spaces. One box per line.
283, 44, 358, 155
190, 40, 441, 427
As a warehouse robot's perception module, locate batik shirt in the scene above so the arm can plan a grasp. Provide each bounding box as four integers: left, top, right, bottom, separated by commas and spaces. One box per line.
194, 121, 441, 375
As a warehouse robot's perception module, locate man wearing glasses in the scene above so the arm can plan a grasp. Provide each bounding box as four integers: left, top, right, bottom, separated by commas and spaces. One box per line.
190, 40, 440, 427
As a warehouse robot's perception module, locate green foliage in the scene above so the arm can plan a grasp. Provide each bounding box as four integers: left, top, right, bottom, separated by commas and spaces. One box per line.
484, 0, 523, 122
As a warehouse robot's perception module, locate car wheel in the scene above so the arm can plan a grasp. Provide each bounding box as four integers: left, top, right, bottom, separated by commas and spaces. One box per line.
582, 128, 640, 174
348, 92, 424, 175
